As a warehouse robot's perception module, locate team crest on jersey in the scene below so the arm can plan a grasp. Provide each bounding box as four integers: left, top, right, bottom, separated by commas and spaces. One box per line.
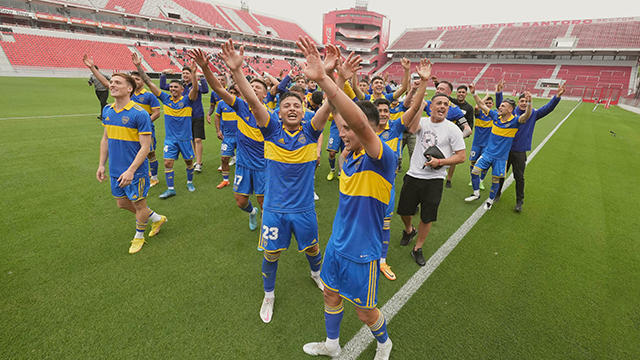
122, 116, 130, 125
382, 132, 390, 140
298, 134, 306, 144
278, 138, 285, 144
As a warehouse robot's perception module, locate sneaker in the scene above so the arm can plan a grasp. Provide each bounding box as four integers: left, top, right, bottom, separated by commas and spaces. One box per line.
479, 182, 485, 190
187, 183, 196, 192
445, 180, 452, 188
260, 296, 274, 323
217, 165, 222, 172
465, 193, 481, 202
229, 156, 236, 166
150, 178, 159, 187
374, 339, 393, 360
314, 191, 319, 201
514, 201, 523, 213
400, 226, 417, 246
194, 163, 202, 172
311, 273, 324, 291
411, 247, 426, 266
249, 207, 259, 231
327, 170, 336, 181
483, 199, 494, 210
217, 180, 230, 189
380, 263, 396, 281
159, 188, 176, 199
303, 342, 341, 357
149, 215, 167, 237
129, 237, 146, 254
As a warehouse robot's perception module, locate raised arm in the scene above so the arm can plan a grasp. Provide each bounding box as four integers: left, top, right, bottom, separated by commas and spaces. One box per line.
219, 40, 270, 126
264, 72, 280, 96
519, 90, 533, 124
352, 72, 365, 100
402, 59, 432, 131
494, 79, 504, 109
469, 82, 490, 114
535, 83, 565, 120
187, 60, 199, 101
132, 53, 161, 97
189, 49, 235, 107
83, 55, 110, 88
392, 58, 411, 99
298, 38, 380, 158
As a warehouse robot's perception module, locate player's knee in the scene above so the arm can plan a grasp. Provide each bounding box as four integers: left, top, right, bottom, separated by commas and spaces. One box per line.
471, 166, 482, 175
221, 157, 230, 165
164, 160, 173, 168
116, 199, 130, 210
185, 159, 194, 167
328, 151, 336, 159
491, 176, 501, 183
194, 138, 202, 145
234, 195, 248, 208
305, 245, 320, 256
355, 307, 378, 325
322, 287, 341, 306
264, 251, 280, 262
148, 151, 156, 158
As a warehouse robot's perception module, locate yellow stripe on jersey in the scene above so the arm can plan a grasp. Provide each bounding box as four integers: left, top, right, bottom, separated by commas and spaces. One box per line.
492, 126, 518, 138
137, 103, 152, 114
222, 112, 242, 122
384, 138, 399, 153
264, 142, 317, 163
105, 125, 140, 142
475, 118, 492, 128
237, 117, 264, 142
339, 170, 392, 205
164, 106, 192, 118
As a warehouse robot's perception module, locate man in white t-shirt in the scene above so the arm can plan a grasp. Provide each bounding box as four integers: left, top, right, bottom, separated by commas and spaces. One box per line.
396, 93, 466, 266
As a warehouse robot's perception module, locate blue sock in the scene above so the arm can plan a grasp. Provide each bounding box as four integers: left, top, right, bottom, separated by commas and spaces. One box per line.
186, 164, 194, 182
165, 168, 174, 188
480, 169, 488, 182
369, 309, 389, 344
325, 300, 344, 339
329, 157, 336, 171
305, 247, 322, 272
471, 173, 480, 191
241, 201, 254, 213
262, 255, 278, 292
490, 180, 500, 200
381, 217, 391, 259
149, 156, 158, 177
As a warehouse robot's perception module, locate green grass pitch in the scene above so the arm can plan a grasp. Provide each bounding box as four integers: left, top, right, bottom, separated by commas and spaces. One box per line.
1, 77, 639, 359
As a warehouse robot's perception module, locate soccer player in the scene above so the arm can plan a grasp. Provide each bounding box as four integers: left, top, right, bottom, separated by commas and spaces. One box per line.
192, 48, 265, 231
466, 84, 499, 191
494, 83, 565, 211
90, 68, 167, 254
297, 37, 396, 360
160, 65, 209, 172
465, 90, 533, 210
214, 84, 241, 189
132, 53, 199, 199
396, 92, 467, 267
352, 58, 410, 102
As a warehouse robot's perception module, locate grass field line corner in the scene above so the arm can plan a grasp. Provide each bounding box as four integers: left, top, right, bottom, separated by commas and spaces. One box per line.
337, 100, 583, 360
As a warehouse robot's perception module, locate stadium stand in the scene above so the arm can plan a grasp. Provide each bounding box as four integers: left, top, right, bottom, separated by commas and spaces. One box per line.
492, 25, 569, 49
135, 45, 181, 72
439, 28, 499, 49
572, 21, 640, 48
251, 13, 311, 42
336, 28, 379, 40
388, 29, 443, 50
104, 0, 145, 15
171, 0, 236, 31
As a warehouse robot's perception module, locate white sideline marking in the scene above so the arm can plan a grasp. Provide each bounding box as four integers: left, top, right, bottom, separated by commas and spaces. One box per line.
0, 113, 96, 121
337, 101, 583, 360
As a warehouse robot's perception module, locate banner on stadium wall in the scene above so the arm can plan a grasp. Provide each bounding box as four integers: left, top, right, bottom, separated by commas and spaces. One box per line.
0, 7, 34, 18
408, 17, 640, 32
323, 24, 333, 45
70, 18, 98, 26
101, 22, 126, 30
35, 13, 68, 23
379, 17, 390, 52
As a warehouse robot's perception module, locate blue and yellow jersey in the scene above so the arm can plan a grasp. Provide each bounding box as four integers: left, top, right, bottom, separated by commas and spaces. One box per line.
483, 114, 522, 160
229, 96, 277, 170
305, 93, 321, 112
215, 100, 240, 138
377, 119, 405, 158
102, 101, 152, 179
131, 89, 160, 137
260, 118, 322, 213
390, 103, 407, 121
264, 92, 278, 110
364, 93, 395, 102
329, 140, 396, 263
472, 108, 498, 148
210, 91, 222, 109
158, 92, 193, 141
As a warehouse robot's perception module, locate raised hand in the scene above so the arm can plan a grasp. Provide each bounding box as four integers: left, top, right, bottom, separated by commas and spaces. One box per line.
189, 48, 209, 68
469, 82, 476, 94
296, 36, 324, 81
188, 59, 197, 74
337, 52, 363, 81
82, 54, 94, 68
323, 44, 340, 77
219, 39, 244, 71
557, 83, 566, 97
131, 52, 142, 66
416, 59, 432, 81
401, 57, 411, 70
496, 79, 505, 92
524, 90, 532, 102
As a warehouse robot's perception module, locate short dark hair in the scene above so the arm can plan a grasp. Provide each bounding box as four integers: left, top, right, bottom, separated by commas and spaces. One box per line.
112, 73, 136, 97
503, 98, 516, 109
311, 91, 324, 105
440, 80, 453, 92
293, 75, 306, 83
457, 85, 468, 91
289, 84, 306, 95
373, 98, 391, 109
356, 101, 380, 126
182, 66, 192, 73
169, 79, 184, 87
130, 71, 140, 77
518, 93, 527, 100
250, 77, 268, 92
431, 93, 450, 102
485, 96, 494, 102
280, 91, 303, 105
359, 79, 369, 84
371, 76, 384, 84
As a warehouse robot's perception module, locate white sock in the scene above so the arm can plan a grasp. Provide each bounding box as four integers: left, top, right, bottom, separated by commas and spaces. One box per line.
187, 181, 193, 184
474, 190, 480, 196
325, 337, 339, 350
380, 258, 386, 264
134, 231, 144, 239
311, 270, 320, 278
486, 198, 494, 204
168, 186, 175, 190
149, 212, 162, 222
264, 291, 274, 299
378, 338, 391, 347
151, 175, 158, 181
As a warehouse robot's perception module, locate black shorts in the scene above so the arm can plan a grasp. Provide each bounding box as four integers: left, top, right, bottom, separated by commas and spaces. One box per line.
396, 174, 444, 224
192, 116, 205, 140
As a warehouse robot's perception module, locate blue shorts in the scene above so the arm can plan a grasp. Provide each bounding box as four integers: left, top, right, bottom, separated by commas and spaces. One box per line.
110, 176, 149, 202
221, 136, 237, 157
163, 139, 195, 161
475, 155, 507, 178
258, 209, 319, 252
326, 126, 344, 152
469, 145, 485, 162
233, 164, 265, 196
320, 244, 379, 309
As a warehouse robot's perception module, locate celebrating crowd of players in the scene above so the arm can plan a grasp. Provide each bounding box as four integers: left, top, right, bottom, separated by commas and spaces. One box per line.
84, 37, 565, 359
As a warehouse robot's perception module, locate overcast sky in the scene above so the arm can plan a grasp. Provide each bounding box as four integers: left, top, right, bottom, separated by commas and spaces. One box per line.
212, 0, 640, 44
